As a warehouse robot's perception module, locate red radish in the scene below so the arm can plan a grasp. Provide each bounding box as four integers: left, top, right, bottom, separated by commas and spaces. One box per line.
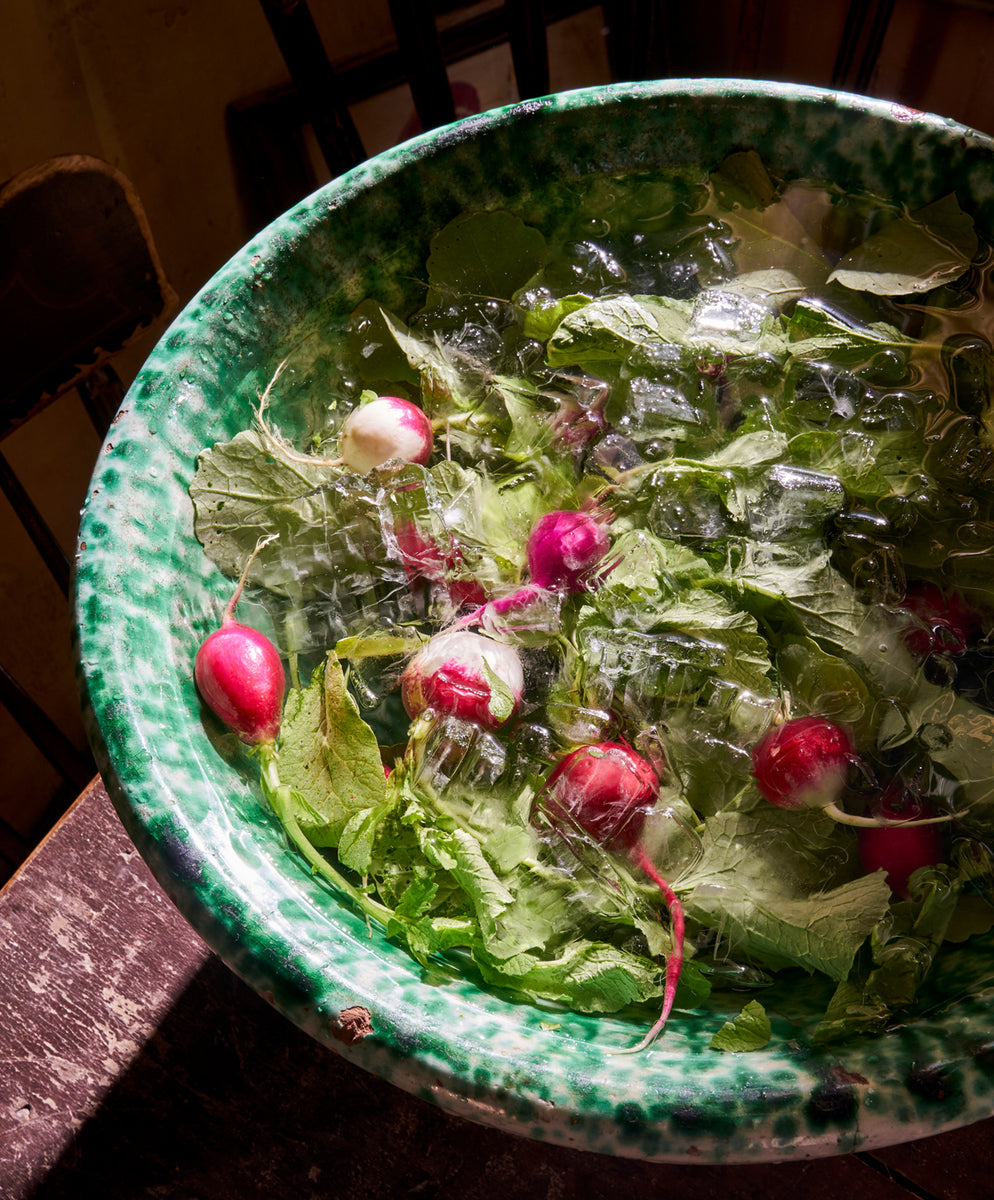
898, 581, 980, 659
539, 741, 684, 1054
394, 521, 487, 609
339, 396, 433, 473
752, 716, 854, 816
195, 547, 285, 745
547, 383, 609, 464
400, 629, 524, 730
752, 716, 956, 828
195, 620, 284, 745
527, 509, 612, 590
195, 551, 403, 930
460, 508, 611, 627
858, 786, 944, 898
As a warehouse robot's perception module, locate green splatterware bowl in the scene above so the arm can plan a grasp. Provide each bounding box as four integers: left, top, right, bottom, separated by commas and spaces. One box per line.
75, 79, 994, 1162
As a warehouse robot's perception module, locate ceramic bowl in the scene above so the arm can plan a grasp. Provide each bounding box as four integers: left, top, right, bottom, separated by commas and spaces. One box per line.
75, 79, 994, 1163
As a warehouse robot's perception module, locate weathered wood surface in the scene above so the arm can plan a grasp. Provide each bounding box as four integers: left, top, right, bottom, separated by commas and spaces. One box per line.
2, 778, 993, 1198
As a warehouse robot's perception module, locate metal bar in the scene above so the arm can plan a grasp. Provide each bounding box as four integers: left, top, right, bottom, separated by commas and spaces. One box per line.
257, 0, 366, 175
0, 449, 70, 598
507, 0, 550, 99
0, 663, 94, 792
388, 0, 457, 131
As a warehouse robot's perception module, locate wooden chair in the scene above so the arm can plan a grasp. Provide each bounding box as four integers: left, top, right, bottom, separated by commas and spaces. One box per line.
0, 154, 176, 876
233, 1, 605, 228
232, 1, 899, 230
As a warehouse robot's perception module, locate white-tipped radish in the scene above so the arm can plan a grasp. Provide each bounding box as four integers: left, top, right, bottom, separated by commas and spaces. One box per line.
400, 629, 524, 730
195, 541, 285, 745
538, 741, 684, 1053
339, 395, 433, 473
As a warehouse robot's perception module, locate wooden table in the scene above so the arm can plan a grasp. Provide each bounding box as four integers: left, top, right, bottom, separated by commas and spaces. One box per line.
2, 778, 993, 1199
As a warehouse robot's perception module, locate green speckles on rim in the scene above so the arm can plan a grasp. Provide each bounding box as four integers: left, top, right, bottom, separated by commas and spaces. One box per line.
74, 78, 994, 1164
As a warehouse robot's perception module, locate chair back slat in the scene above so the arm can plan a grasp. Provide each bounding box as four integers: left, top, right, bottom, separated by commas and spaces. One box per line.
0, 156, 175, 436
257, 0, 367, 174
0, 664, 94, 795
832, 0, 897, 92
389, 0, 457, 131
0, 156, 174, 845
506, 0, 550, 100
0, 450, 70, 598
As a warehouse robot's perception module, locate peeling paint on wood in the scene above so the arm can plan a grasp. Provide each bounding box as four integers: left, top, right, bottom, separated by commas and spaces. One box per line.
3, 779, 994, 1198
0, 778, 210, 1195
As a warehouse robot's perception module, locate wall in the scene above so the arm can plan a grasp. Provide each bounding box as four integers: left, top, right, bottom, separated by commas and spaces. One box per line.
0, 0, 614, 849
4, 0, 994, 854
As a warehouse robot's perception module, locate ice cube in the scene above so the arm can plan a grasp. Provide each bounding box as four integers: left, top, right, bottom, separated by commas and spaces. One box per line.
747, 463, 845, 541
689, 287, 771, 350
587, 432, 644, 477
617, 375, 712, 443
409, 713, 507, 795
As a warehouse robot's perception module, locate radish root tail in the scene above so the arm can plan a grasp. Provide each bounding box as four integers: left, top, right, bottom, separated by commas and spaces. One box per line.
608, 845, 685, 1056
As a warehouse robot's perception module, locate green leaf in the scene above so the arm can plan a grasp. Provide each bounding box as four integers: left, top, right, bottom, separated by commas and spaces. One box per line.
775, 637, 878, 747
487, 375, 555, 461
350, 298, 421, 387
277, 654, 388, 846
481, 658, 516, 725
785, 299, 915, 362
420, 825, 514, 951
547, 294, 693, 366
336, 632, 422, 661
709, 1000, 772, 1051
377, 309, 480, 409
717, 180, 836, 289
427, 210, 546, 302
472, 939, 669, 1014
521, 292, 590, 341
828, 194, 978, 295
190, 430, 372, 597
338, 801, 395, 874
725, 540, 868, 652
710, 149, 778, 209
813, 864, 967, 1045
681, 803, 893, 980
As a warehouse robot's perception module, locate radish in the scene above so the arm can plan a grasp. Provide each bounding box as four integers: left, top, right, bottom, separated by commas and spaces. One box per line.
538, 741, 684, 1053
858, 786, 944, 898
547, 381, 609, 464
256, 367, 433, 475
393, 521, 487, 609
195, 546, 285, 745
194, 548, 401, 928
195, 619, 284, 745
400, 629, 524, 730
339, 396, 433, 473
528, 509, 612, 591
460, 508, 611, 627
752, 716, 957, 828
898, 581, 980, 659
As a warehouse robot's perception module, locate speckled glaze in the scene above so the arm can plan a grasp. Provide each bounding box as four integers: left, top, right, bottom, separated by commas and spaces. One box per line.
75, 80, 994, 1163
